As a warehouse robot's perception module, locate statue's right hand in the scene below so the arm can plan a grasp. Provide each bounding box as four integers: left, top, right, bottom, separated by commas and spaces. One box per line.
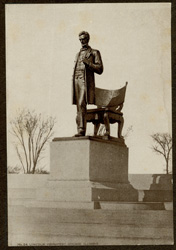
83, 58, 90, 65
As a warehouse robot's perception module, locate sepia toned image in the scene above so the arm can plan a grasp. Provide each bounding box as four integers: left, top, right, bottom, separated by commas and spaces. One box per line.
6, 3, 173, 246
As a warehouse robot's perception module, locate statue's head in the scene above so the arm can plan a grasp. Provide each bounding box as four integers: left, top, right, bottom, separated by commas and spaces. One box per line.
79, 31, 90, 48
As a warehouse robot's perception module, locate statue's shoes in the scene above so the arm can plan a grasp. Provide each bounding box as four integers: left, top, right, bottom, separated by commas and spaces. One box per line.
74, 132, 85, 137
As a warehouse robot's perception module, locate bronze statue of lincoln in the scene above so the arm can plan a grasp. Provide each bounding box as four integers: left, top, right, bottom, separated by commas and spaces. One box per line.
72, 31, 103, 136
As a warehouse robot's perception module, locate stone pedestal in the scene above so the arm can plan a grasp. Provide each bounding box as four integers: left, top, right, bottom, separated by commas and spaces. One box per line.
50, 136, 128, 183
42, 136, 138, 202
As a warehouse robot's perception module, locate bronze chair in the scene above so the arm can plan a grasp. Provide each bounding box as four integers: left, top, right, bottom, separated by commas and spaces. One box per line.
86, 82, 128, 138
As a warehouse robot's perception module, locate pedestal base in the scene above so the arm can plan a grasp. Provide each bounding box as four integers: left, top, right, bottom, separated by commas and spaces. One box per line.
46, 136, 138, 202
37, 180, 137, 202
50, 136, 128, 182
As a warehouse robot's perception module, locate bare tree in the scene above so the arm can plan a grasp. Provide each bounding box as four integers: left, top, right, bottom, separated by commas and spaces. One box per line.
10, 109, 56, 174
123, 125, 133, 139
151, 133, 172, 174
97, 124, 106, 136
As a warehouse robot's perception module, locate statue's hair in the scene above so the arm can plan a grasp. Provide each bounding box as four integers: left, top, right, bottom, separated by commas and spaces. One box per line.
79, 31, 90, 41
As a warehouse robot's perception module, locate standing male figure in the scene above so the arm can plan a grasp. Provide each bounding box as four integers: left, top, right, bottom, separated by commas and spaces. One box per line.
72, 31, 103, 136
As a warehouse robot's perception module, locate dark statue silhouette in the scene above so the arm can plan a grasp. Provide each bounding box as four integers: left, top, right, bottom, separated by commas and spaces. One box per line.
72, 31, 127, 138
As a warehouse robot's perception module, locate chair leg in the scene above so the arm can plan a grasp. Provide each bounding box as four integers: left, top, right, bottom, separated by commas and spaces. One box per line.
94, 123, 100, 136
104, 112, 110, 136
118, 116, 124, 138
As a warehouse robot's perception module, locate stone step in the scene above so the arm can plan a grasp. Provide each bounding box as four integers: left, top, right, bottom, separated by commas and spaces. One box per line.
35, 186, 138, 202
8, 187, 173, 202
9, 199, 96, 209
9, 218, 173, 239
8, 188, 36, 199
143, 190, 173, 202
8, 233, 174, 246
9, 198, 169, 210
98, 201, 166, 210
9, 205, 173, 227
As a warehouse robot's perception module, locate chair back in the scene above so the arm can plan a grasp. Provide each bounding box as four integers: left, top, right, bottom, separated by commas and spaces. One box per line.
95, 82, 128, 108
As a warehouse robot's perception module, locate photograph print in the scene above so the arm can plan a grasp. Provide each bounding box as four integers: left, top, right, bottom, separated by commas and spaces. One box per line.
6, 2, 173, 246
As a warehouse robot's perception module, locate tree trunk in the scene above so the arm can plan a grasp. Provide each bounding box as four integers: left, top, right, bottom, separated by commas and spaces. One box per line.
166, 160, 169, 174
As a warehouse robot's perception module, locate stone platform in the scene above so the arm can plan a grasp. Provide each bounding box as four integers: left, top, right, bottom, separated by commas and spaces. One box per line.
8, 205, 173, 245
8, 134, 174, 245
45, 136, 138, 202
8, 172, 173, 245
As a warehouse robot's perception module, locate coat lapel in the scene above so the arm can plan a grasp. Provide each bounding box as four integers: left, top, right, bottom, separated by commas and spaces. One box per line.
85, 47, 92, 59
74, 52, 79, 67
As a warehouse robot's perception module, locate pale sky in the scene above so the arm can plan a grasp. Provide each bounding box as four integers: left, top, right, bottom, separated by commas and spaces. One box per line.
6, 3, 172, 173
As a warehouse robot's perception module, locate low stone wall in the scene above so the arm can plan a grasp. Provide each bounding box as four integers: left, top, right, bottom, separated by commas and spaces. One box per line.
8, 173, 173, 246
129, 174, 173, 190
8, 174, 48, 189
8, 173, 173, 203
8, 173, 172, 190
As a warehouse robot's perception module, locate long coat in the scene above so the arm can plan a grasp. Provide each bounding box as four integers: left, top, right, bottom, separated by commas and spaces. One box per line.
72, 46, 103, 105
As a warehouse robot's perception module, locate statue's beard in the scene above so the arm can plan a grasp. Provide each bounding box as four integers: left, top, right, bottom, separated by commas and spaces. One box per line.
82, 43, 88, 48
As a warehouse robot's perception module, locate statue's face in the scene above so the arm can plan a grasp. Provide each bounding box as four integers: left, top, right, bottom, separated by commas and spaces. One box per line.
79, 34, 89, 48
